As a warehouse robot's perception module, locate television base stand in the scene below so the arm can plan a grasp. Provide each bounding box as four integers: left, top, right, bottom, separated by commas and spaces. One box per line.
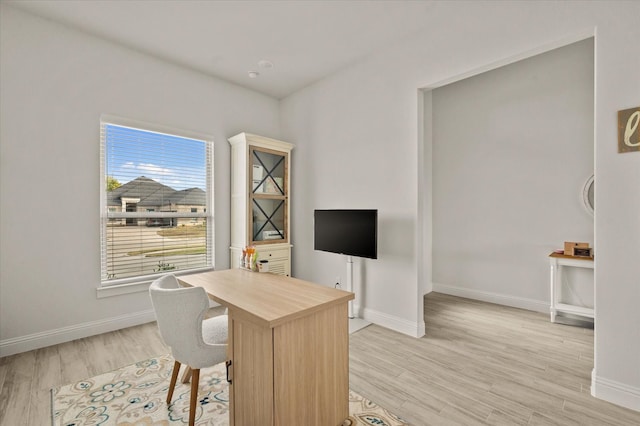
349, 317, 371, 334
345, 256, 371, 334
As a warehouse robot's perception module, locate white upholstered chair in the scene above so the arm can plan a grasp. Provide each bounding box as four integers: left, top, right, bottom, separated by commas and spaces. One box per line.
149, 274, 228, 426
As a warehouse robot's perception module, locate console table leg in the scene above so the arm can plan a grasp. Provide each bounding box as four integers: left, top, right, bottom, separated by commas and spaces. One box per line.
550, 262, 556, 322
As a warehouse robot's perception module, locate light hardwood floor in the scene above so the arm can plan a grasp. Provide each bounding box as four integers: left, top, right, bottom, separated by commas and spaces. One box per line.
1, 294, 639, 425
351, 293, 640, 425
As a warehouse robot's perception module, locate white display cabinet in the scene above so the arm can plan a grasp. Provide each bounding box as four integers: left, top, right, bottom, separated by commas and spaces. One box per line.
228, 133, 294, 276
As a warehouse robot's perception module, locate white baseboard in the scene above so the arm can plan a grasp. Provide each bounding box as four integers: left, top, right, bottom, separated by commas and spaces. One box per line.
0, 310, 156, 357
432, 282, 549, 313
355, 304, 425, 338
592, 369, 640, 412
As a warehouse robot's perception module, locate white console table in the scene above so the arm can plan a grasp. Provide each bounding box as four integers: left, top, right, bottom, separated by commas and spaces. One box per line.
549, 252, 594, 323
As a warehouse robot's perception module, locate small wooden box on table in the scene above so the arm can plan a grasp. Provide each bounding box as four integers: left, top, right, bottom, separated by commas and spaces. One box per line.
178, 269, 354, 426
548, 252, 594, 323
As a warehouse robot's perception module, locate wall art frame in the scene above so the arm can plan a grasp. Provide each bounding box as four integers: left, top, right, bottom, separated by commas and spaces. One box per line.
618, 106, 640, 153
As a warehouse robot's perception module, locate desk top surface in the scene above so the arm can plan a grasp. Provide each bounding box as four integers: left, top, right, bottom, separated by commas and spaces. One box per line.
178, 269, 354, 328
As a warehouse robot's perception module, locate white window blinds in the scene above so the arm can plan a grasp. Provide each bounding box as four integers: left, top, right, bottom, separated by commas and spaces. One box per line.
100, 118, 214, 285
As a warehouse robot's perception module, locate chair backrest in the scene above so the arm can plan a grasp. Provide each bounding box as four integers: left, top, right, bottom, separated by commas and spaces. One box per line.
149, 274, 224, 366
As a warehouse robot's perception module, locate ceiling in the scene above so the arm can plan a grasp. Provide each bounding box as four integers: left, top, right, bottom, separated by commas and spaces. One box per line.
6, 0, 437, 99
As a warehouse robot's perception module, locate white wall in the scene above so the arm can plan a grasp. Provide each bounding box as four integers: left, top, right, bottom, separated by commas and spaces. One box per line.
281, 1, 640, 411
592, 6, 640, 410
281, 63, 424, 337
431, 38, 594, 310
0, 6, 280, 355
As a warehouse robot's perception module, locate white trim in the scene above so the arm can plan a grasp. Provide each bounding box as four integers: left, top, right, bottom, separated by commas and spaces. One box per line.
357, 305, 425, 338
416, 318, 426, 338
0, 310, 156, 357
432, 282, 549, 313
98, 267, 216, 297
592, 370, 640, 412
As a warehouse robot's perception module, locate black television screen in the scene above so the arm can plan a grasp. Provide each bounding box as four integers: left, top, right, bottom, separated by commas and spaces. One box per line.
314, 209, 378, 259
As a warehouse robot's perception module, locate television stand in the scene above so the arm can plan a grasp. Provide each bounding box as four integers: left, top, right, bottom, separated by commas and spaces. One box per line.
346, 255, 371, 334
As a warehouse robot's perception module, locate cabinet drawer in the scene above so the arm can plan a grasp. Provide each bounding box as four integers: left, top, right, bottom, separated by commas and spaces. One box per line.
257, 248, 288, 260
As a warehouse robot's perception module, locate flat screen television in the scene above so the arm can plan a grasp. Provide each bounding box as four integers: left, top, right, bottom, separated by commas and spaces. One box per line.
314, 209, 378, 259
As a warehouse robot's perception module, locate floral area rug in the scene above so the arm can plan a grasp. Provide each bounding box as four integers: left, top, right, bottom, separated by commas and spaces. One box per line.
51, 354, 408, 426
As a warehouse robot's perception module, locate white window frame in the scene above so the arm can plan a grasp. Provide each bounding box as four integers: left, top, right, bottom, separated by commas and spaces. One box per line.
98, 114, 215, 295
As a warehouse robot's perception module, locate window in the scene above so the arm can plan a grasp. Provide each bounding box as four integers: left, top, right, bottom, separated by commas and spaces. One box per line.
100, 116, 214, 285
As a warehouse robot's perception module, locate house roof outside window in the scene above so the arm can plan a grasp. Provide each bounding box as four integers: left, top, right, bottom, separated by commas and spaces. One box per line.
107, 176, 205, 207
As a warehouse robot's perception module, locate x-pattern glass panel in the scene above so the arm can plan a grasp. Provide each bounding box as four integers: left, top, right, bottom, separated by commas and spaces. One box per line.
252, 150, 284, 195
252, 199, 285, 241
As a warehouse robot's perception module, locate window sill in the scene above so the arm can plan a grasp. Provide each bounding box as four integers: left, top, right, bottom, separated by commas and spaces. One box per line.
96, 267, 215, 299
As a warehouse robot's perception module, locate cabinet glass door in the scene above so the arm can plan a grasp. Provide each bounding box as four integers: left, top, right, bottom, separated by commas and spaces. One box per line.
249, 147, 288, 243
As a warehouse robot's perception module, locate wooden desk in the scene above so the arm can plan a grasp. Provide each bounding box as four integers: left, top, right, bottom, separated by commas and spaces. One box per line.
548, 253, 594, 323
178, 269, 355, 426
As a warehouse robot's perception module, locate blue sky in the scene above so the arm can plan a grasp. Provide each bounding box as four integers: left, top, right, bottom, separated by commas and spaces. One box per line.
105, 124, 208, 190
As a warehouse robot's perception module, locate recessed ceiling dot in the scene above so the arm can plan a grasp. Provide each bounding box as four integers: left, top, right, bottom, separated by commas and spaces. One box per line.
258, 60, 273, 69
248, 71, 259, 78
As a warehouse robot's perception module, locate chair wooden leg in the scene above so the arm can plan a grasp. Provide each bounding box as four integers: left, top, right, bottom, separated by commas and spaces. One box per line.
189, 368, 200, 426
181, 366, 193, 383
167, 360, 181, 404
